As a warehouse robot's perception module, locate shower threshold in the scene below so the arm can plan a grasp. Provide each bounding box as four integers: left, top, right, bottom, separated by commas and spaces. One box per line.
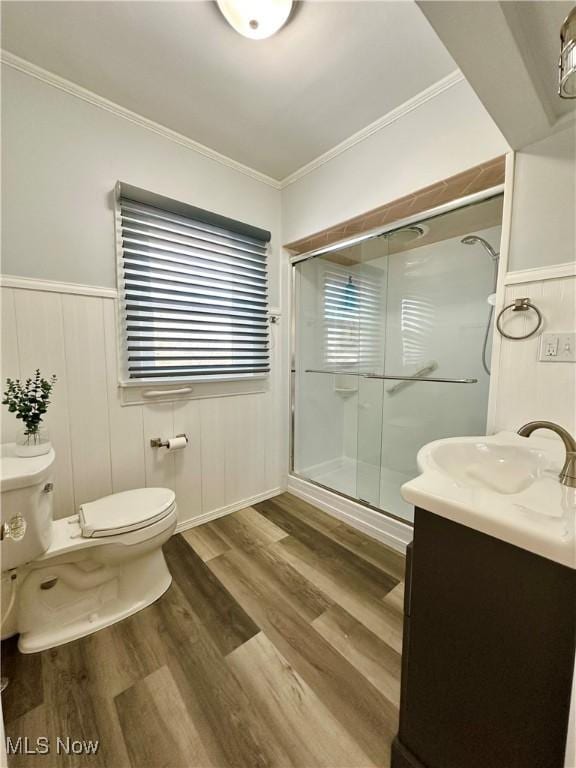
297, 456, 414, 523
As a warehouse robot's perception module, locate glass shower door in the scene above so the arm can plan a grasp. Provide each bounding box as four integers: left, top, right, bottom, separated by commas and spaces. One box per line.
374, 220, 497, 521
354, 239, 388, 507
293, 254, 361, 498
292, 195, 502, 522
293, 235, 388, 504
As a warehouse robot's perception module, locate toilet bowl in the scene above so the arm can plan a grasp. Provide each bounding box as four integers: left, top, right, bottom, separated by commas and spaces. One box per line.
0, 443, 177, 653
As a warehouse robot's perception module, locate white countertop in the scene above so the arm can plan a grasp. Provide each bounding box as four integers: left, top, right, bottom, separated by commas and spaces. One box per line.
401, 431, 576, 569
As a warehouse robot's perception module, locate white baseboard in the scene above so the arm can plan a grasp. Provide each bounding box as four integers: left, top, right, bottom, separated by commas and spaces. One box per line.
174, 487, 284, 533
174, 478, 413, 555
287, 474, 412, 554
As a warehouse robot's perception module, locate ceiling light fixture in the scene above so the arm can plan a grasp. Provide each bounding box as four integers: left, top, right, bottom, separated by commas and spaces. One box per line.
216, 0, 293, 40
559, 6, 576, 98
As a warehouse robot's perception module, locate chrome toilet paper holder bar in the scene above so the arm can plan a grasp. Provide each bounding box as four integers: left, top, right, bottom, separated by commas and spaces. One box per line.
150, 433, 188, 448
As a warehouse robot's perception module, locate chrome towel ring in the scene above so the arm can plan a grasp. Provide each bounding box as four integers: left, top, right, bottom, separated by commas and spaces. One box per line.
496, 297, 543, 340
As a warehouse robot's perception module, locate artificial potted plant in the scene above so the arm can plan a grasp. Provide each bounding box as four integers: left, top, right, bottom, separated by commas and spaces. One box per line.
2, 370, 57, 457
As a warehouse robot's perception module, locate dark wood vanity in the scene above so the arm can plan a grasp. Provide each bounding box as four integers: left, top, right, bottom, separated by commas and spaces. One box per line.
392, 507, 576, 768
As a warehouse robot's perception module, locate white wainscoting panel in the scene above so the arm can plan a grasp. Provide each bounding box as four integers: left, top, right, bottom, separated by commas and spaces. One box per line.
492, 272, 576, 768
223, 393, 265, 505
199, 397, 227, 514
1, 288, 21, 444
12, 289, 76, 517
143, 403, 177, 493
1, 284, 284, 525
172, 398, 203, 522
492, 274, 576, 435
102, 299, 146, 493
62, 293, 113, 509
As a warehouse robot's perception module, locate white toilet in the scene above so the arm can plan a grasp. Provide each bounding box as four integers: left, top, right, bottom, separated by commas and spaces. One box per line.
0, 443, 177, 653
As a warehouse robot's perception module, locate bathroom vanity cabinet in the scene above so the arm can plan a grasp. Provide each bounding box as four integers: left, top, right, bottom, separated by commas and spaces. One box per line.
392, 507, 576, 768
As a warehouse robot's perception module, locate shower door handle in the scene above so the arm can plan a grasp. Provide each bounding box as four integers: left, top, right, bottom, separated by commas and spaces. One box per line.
305, 370, 477, 384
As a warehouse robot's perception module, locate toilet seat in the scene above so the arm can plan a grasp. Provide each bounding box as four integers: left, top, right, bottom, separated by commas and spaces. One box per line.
79, 487, 176, 538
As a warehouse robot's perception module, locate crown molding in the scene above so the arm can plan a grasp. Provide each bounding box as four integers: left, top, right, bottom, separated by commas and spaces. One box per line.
279, 70, 465, 188
2, 49, 464, 193
0, 50, 282, 190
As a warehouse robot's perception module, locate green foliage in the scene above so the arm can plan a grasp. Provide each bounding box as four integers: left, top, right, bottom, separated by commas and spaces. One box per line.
2, 369, 57, 437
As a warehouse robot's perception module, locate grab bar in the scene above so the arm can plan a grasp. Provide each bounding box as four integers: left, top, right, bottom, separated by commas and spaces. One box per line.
386, 361, 438, 395
364, 374, 477, 384
142, 387, 193, 398
305, 369, 477, 384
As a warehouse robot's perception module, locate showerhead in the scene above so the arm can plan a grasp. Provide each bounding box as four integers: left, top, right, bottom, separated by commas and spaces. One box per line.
401, 225, 425, 238
461, 235, 499, 262
381, 225, 426, 245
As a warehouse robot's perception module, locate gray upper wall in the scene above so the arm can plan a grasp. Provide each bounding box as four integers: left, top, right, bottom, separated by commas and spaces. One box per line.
1, 66, 281, 302
3, 64, 573, 290
508, 125, 576, 272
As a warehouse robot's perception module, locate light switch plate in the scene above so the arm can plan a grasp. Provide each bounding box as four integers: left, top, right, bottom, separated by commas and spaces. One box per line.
539, 332, 576, 362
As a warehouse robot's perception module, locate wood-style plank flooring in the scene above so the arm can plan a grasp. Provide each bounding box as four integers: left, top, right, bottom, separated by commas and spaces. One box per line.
2, 493, 405, 768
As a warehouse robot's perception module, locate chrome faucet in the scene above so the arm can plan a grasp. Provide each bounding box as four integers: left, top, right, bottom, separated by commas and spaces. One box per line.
517, 421, 576, 488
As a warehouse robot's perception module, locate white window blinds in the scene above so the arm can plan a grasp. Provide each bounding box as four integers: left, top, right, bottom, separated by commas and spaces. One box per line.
322, 268, 384, 373
117, 186, 271, 382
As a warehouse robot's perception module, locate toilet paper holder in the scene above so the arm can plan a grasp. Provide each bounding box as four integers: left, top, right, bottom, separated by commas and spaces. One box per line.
150, 433, 188, 449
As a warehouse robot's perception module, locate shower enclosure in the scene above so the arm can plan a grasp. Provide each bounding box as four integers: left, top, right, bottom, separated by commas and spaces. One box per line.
291, 191, 504, 523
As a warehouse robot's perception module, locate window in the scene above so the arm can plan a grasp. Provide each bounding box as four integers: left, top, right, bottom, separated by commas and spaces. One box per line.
116, 184, 271, 383
322, 266, 384, 373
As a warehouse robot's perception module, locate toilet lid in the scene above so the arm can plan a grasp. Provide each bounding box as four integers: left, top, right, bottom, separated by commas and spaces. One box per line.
79, 487, 176, 538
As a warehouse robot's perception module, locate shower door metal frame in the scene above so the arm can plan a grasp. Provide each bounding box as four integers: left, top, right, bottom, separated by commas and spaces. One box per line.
288, 183, 505, 519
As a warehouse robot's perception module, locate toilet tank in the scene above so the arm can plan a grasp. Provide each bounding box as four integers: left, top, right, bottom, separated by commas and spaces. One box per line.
1, 444, 55, 571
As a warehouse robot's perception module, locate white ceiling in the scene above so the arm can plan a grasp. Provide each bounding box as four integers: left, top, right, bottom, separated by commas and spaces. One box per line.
1, 1, 456, 180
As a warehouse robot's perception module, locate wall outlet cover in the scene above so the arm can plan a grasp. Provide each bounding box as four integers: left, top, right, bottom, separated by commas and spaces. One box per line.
539, 332, 576, 362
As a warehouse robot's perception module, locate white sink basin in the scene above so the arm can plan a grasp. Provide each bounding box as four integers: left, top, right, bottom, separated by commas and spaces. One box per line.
429, 441, 550, 495
401, 431, 575, 568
